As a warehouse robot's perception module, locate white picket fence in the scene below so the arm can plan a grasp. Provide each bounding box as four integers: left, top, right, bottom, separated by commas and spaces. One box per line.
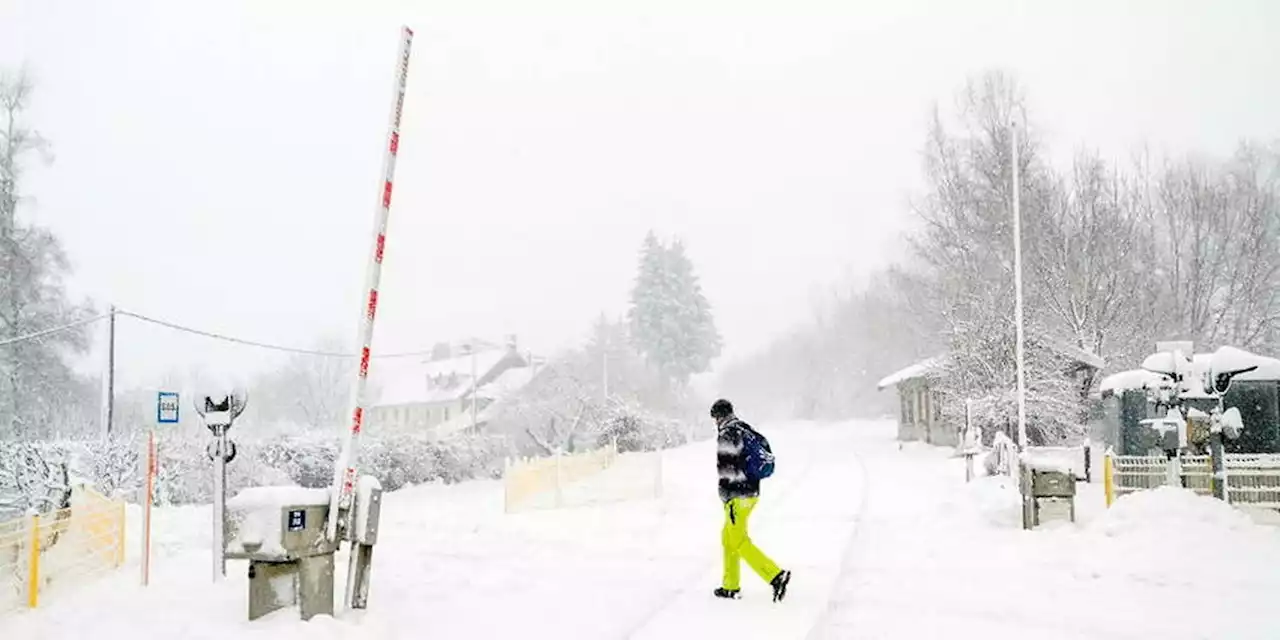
1107, 452, 1280, 508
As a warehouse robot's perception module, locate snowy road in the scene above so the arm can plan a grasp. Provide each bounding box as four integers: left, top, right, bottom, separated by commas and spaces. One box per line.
5, 420, 1280, 639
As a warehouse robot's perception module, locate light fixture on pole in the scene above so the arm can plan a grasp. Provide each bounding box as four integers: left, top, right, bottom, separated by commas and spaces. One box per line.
1011, 117, 1028, 451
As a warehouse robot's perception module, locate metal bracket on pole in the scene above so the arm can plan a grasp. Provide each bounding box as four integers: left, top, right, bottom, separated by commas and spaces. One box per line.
195, 391, 247, 583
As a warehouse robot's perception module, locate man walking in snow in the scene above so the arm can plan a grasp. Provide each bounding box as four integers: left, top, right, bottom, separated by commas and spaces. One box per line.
712, 398, 791, 602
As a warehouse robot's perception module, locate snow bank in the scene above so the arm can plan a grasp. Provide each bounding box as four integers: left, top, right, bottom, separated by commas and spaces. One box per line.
1091, 486, 1257, 536
833, 436, 1280, 639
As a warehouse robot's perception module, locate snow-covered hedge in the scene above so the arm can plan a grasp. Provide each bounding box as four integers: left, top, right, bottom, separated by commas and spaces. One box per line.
1, 431, 510, 509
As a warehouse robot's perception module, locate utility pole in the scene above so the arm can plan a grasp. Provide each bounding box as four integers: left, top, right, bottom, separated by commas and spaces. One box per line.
101, 305, 116, 439
1011, 118, 1028, 451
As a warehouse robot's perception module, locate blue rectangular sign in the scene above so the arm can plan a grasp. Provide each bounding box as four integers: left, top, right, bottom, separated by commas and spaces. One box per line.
157, 391, 180, 424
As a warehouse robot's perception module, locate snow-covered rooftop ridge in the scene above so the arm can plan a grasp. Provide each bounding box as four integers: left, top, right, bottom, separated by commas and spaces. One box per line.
877, 341, 1105, 392
372, 346, 528, 407
421, 347, 512, 380
876, 355, 946, 390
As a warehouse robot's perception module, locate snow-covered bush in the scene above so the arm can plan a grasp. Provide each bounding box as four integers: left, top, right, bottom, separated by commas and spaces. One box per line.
74, 436, 142, 500
0, 442, 72, 519
147, 431, 508, 504
10, 428, 512, 508
594, 400, 692, 453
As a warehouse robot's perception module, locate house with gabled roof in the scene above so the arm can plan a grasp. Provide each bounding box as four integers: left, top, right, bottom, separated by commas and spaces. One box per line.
368, 336, 535, 438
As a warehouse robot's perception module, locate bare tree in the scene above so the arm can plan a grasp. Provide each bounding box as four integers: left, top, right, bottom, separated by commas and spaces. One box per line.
1137, 145, 1280, 351
1026, 152, 1161, 389
251, 336, 352, 430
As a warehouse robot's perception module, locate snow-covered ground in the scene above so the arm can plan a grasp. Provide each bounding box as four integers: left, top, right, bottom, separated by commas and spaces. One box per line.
4, 420, 1280, 639
817, 432, 1280, 640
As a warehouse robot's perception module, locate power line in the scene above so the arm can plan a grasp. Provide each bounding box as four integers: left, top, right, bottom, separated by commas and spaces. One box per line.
0, 307, 437, 359
0, 312, 111, 347
115, 309, 433, 359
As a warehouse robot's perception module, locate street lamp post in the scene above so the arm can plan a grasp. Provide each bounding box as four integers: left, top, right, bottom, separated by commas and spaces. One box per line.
1011, 118, 1028, 451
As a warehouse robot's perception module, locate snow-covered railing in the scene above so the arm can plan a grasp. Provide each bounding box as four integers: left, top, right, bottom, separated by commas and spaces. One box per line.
1108, 455, 1169, 500
1104, 452, 1279, 508
1, 485, 125, 614
1223, 454, 1280, 509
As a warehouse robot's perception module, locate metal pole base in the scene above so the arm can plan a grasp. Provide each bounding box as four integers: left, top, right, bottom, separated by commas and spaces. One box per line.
347, 543, 375, 610
248, 561, 297, 621
300, 554, 336, 620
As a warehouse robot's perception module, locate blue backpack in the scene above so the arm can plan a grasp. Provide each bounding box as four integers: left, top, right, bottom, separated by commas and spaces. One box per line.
741, 424, 775, 481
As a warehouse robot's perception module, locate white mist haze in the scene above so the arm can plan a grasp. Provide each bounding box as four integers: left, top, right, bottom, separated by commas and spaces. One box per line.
1, 0, 1278, 389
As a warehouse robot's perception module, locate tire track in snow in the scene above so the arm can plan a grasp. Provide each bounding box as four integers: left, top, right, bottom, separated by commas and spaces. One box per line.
802, 427, 874, 640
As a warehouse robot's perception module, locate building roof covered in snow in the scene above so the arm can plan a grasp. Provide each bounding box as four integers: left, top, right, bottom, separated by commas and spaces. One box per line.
476, 366, 538, 403
876, 356, 947, 390
372, 343, 527, 407
877, 340, 1105, 392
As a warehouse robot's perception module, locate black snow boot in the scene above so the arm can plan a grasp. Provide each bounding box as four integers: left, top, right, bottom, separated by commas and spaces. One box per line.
713, 588, 741, 600
770, 570, 791, 602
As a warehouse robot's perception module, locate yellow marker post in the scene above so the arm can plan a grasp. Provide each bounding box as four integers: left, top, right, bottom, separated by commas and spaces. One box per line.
1103, 450, 1115, 508
27, 514, 40, 608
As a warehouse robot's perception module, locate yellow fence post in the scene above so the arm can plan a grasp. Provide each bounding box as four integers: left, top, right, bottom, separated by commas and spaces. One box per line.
1103, 449, 1115, 508
27, 513, 40, 608
116, 500, 127, 568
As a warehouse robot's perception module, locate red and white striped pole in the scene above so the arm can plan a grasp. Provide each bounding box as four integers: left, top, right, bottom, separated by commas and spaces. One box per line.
326, 26, 414, 543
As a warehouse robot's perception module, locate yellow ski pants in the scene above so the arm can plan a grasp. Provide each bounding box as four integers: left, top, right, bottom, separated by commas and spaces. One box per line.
722, 496, 781, 591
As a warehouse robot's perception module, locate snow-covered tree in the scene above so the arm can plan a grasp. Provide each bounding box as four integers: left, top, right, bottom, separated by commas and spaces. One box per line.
250, 336, 352, 430
0, 71, 95, 440
1026, 151, 1162, 379
627, 232, 722, 390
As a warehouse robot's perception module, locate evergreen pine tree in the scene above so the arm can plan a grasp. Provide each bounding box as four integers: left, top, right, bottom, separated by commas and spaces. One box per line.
627, 232, 722, 390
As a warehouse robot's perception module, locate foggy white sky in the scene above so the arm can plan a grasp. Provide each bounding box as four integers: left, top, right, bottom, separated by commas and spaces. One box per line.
1, 0, 1278, 388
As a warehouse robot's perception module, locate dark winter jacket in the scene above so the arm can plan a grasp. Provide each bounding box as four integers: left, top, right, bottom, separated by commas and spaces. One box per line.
717, 417, 760, 503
